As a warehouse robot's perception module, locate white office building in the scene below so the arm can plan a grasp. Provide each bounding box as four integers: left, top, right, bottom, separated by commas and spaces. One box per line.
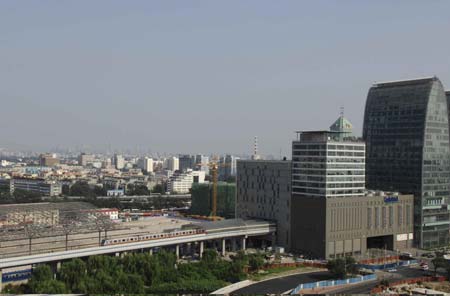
138, 157, 154, 173
165, 156, 179, 172
167, 170, 206, 194
292, 121, 366, 198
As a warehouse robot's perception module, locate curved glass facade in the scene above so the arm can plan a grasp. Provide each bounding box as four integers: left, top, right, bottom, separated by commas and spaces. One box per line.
363, 77, 450, 249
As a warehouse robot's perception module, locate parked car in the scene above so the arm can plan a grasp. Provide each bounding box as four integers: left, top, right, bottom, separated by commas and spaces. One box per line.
387, 268, 397, 273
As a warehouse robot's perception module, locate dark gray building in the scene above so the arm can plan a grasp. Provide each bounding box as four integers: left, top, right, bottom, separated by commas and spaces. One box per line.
291, 192, 414, 259
236, 160, 291, 249
363, 77, 450, 249
179, 154, 195, 172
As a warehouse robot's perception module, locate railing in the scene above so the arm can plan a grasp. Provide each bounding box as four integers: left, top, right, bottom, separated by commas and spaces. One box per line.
358, 259, 418, 271
290, 274, 377, 294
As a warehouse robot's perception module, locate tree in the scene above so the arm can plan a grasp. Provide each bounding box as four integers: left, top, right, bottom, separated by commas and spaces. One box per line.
33, 279, 68, 294
59, 258, 87, 293
117, 272, 145, 294
432, 255, 448, 276
127, 184, 150, 196
152, 184, 165, 194
327, 258, 347, 279
248, 253, 265, 272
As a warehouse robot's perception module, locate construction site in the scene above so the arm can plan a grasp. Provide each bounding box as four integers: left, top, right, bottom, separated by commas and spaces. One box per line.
190, 182, 235, 219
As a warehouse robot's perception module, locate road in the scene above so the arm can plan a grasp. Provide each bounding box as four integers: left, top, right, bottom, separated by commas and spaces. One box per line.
232, 271, 332, 295
328, 266, 427, 294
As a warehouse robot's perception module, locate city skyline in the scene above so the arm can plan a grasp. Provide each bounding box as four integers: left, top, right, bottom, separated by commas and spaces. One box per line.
1, 1, 450, 155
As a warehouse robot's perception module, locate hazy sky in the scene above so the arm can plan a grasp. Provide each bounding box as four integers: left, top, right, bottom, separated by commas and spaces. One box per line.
1, 1, 450, 156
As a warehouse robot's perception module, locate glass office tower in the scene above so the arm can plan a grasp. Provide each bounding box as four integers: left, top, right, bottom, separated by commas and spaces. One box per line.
363, 77, 450, 249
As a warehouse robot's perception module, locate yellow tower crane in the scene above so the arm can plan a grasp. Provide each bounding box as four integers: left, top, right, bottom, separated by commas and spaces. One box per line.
196, 158, 232, 221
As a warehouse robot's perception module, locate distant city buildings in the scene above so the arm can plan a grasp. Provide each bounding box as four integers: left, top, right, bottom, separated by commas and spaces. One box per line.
363, 77, 450, 249
179, 155, 195, 172
39, 153, 59, 167
137, 157, 154, 173
113, 154, 125, 170
165, 156, 179, 172
78, 153, 94, 167
218, 155, 239, 181
195, 155, 209, 174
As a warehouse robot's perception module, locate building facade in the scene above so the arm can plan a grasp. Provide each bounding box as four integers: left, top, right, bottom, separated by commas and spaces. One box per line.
219, 155, 239, 181
195, 155, 209, 174
363, 77, 450, 249
166, 156, 180, 172
292, 130, 366, 198
179, 155, 195, 172
11, 178, 62, 196
137, 157, 154, 173
113, 154, 125, 170
291, 192, 414, 259
236, 160, 291, 249
166, 170, 205, 194
39, 154, 59, 167
78, 153, 94, 167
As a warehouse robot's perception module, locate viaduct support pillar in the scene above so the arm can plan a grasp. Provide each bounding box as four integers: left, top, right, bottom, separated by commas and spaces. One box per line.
221, 239, 226, 256
149, 248, 153, 255
199, 241, 204, 259
242, 237, 246, 251
175, 244, 180, 259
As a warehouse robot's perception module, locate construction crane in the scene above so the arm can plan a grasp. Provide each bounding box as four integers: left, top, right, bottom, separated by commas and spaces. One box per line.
196, 158, 232, 221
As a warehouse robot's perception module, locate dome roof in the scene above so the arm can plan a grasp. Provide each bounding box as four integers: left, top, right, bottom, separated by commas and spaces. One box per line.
330, 115, 353, 133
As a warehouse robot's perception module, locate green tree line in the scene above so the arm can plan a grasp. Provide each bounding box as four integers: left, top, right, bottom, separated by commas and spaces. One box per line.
4, 249, 264, 294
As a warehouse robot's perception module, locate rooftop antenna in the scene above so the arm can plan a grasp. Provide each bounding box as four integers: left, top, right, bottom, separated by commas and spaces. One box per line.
251, 136, 261, 160
340, 106, 345, 117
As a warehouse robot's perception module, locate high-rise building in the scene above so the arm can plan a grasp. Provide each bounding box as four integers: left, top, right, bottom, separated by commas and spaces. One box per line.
39, 154, 60, 167
292, 130, 366, 198
113, 154, 125, 170
219, 155, 239, 181
363, 77, 450, 248
290, 116, 414, 258
137, 157, 153, 173
195, 155, 209, 174
446, 91, 450, 128
166, 156, 179, 172
236, 160, 291, 249
179, 155, 195, 172
78, 153, 94, 166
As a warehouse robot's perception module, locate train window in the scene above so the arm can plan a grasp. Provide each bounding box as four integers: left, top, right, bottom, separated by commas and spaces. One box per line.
113, 240, 118, 243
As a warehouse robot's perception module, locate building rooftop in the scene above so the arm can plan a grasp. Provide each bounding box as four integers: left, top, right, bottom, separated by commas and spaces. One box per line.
372, 76, 437, 88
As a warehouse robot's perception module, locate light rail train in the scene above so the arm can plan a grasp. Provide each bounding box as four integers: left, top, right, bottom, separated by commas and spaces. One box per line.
100, 228, 206, 246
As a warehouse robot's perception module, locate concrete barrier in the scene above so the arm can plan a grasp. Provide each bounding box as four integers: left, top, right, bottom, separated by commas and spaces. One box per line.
290, 274, 377, 294
211, 280, 253, 295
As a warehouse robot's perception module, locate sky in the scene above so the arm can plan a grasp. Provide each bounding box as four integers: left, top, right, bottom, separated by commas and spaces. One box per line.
1, 1, 450, 156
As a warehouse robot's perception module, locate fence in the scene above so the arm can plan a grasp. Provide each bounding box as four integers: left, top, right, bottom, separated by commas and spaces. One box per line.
370, 276, 446, 294
358, 259, 418, 271
290, 274, 377, 294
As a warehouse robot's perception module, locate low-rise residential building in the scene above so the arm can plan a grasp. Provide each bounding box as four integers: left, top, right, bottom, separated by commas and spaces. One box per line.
11, 178, 62, 196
